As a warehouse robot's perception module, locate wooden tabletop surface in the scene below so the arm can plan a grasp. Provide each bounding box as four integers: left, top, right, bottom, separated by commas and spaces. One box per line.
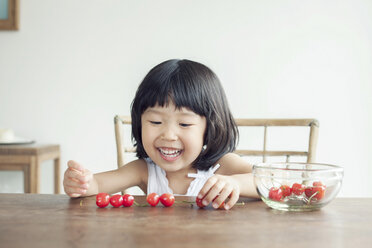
0, 194, 371, 248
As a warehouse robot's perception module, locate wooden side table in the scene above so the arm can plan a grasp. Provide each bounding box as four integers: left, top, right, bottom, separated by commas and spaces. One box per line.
0, 144, 60, 193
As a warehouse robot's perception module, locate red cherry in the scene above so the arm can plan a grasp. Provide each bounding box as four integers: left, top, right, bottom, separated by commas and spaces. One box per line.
268, 187, 283, 201
313, 181, 325, 187
280, 185, 292, 197
305, 186, 325, 201
196, 197, 206, 208
292, 183, 305, 196
159, 193, 175, 207
311, 181, 326, 200
305, 187, 314, 198
146, 193, 160, 207
313, 186, 325, 200
110, 194, 123, 208
96, 193, 110, 208
122, 194, 134, 207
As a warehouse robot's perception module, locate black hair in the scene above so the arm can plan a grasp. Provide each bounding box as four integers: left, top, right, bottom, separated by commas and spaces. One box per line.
130, 59, 238, 171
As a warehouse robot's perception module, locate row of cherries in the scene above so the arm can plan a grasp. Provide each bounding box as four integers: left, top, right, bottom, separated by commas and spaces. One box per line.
268, 181, 326, 202
96, 192, 222, 209
96, 192, 176, 208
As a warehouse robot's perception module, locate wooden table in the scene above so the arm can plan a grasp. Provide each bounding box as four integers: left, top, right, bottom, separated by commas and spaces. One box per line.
0, 144, 60, 193
0, 194, 371, 248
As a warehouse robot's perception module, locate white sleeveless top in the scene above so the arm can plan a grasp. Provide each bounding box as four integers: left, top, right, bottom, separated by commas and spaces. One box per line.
145, 157, 220, 196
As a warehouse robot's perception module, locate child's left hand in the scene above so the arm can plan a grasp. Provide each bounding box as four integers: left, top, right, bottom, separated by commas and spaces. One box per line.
197, 175, 240, 210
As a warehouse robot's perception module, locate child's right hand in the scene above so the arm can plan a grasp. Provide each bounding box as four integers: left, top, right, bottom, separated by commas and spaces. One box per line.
63, 160, 93, 198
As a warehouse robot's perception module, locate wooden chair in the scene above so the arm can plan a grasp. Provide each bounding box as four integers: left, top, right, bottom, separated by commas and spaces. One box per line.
233, 119, 319, 163
114, 115, 319, 171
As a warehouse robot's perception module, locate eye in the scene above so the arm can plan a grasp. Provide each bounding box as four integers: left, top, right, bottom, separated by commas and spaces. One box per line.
179, 123, 192, 127
150, 121, 161, 125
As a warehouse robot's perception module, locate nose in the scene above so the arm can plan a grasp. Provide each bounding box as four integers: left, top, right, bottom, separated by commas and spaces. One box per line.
160, 125, 178, 141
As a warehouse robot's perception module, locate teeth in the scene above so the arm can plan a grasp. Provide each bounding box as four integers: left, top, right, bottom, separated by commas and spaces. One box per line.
159, 148, 181, 157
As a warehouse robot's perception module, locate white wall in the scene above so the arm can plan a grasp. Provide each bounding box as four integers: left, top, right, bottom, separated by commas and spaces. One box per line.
0, 0, 371, 196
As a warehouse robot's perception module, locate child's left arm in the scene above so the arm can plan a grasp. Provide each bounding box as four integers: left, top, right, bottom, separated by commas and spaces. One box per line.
197, 153, 259, 210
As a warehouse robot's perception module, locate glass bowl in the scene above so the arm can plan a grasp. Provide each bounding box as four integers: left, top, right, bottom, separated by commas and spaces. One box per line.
253, 162, 344, 211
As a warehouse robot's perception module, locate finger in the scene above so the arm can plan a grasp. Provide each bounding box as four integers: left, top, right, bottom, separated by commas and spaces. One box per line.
64, 173, 83, 185
64, 170, 80, 185
64, 187, 81, 197
203, 180, 226, 206
69, 193, 81, 198
64, 186, 86, 198
225, 189, 239, 210
65, 168, 89, 183
83, 170, 93, 181
212, 186, 233, 209
78, 171, 93, 184
67, 160, 85, 173
64, 179, 89, 190
197, 176, 218, 199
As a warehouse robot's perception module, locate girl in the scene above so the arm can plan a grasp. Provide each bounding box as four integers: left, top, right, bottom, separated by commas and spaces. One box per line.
63, 59, 259, 210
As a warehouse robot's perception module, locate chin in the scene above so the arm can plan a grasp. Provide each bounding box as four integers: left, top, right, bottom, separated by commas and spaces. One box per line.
155, 160, 186, 172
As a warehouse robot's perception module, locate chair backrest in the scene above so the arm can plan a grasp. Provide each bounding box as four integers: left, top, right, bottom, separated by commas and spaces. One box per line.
114, 116, 319, 168
233, 119, 318, 163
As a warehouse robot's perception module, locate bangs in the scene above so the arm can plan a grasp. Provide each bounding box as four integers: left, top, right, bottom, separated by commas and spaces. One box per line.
137, 62, 207, 117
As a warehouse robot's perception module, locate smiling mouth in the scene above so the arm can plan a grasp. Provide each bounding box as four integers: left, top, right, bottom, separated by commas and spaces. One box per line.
158, 148, 182, 159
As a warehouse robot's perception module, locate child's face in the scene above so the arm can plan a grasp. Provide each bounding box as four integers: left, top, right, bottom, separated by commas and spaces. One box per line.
141, 101, 206, 173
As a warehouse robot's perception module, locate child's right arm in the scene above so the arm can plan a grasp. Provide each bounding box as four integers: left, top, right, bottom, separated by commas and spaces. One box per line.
63, 159, 147, 198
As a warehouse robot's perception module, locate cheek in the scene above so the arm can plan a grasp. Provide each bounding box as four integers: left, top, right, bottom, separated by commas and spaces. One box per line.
142, 126, 164, 156
184, 131, 204, 149
141, 126, 153, 148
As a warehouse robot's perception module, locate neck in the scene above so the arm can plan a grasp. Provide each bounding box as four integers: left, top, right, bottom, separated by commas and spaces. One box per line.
165, 166, 197, 195
166, 166, 197, 180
